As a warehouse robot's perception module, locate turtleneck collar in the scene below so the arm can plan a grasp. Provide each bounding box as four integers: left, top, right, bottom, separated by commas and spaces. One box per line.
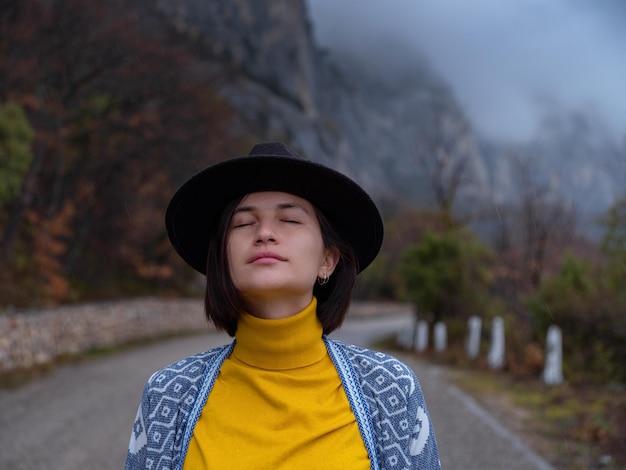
232, 297, 327, 370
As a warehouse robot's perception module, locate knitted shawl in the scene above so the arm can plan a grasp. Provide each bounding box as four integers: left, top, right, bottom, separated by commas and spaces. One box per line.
125, 338, 441, 470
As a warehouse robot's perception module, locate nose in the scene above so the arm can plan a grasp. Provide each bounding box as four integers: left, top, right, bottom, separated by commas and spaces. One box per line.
254, 220, 277, 244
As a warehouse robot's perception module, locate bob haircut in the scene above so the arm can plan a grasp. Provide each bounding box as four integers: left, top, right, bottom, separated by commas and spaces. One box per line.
204, 194, 359, 336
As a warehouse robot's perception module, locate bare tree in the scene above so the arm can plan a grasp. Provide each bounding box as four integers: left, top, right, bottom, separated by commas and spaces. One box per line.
510, 151, 577, 288
413, 103, 479, 228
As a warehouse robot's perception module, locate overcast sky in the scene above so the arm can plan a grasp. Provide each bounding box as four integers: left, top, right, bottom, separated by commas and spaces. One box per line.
306, 0, 626, 143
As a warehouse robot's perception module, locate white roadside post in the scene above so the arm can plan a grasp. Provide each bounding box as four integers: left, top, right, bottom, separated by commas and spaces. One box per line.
416, 320, 429, 353
466, 316, 482, 360
487, 316, 505, 370
543, 325, 564, 385
434, 322, 447, 354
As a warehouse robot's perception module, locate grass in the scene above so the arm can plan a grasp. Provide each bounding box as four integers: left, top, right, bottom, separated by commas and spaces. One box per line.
380, 333, 625, 469
443, 365, 626, 469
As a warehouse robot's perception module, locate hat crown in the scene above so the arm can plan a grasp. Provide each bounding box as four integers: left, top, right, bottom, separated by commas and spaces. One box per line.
248, 142, 305, 160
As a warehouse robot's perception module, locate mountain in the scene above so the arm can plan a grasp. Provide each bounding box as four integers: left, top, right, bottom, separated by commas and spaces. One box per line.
153, 0, 620, 231
153, 0, 487, 209
479, 108, 623, 239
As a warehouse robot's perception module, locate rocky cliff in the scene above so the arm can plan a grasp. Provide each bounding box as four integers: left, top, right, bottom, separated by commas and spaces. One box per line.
151, 0, 617, 231
153, 0, 486, 207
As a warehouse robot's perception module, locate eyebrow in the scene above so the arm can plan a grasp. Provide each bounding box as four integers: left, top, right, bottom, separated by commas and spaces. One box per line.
234, 202, 310, 215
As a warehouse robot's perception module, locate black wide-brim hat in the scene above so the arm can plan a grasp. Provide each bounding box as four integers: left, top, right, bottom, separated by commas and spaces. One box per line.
165, 142, 384, 274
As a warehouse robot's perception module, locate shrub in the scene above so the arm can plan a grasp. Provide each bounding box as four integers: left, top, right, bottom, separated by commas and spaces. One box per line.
526, 255, 626, 383
399, 230, 493, 324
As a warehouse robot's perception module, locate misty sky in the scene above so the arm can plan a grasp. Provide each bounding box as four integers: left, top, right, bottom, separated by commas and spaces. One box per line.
306, 0, 626, 143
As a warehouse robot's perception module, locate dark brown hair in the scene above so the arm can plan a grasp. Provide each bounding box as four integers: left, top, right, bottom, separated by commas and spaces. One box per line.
204, 195, 358, 336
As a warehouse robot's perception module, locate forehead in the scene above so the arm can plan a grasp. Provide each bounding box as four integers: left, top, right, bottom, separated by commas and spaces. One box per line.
236, 191, 315, 211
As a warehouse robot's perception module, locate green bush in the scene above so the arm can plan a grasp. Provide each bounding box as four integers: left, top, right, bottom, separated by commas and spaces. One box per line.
0, 102, 34, 208
399, 230, 493, 324
526, 256, 626, 383
600, 194, 626, 288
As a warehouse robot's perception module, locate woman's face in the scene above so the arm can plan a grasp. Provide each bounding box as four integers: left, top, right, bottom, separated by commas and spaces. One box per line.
227, 191, 338, 318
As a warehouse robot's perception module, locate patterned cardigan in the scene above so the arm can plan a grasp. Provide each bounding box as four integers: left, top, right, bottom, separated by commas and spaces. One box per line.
126, 338, 441, 470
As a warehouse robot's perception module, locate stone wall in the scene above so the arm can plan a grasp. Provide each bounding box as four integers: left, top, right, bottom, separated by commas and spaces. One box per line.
0, 297, 208, 373
0, 298, 412, 374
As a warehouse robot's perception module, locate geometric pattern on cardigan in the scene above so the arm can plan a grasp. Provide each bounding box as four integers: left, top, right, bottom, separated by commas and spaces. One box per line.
126, 339, 441, 470
335, 341, 441, 469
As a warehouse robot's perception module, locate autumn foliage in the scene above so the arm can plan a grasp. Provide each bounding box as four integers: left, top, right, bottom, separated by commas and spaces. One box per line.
0, 0, 240, 306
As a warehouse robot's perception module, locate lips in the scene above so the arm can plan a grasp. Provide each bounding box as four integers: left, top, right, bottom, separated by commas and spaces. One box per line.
247, 251, 287, 264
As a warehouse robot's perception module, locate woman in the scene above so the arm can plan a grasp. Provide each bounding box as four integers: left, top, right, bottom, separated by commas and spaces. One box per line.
126, 142, 441, 469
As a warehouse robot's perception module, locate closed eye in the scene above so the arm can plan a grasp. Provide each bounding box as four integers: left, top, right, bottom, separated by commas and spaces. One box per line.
232, 220, 255, 228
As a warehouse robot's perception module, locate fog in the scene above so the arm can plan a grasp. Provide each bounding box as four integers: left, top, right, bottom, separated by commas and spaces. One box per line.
307, 0, 626, 143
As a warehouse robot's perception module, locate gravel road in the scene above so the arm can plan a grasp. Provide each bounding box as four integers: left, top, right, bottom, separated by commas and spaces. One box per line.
0, 314, 555, 469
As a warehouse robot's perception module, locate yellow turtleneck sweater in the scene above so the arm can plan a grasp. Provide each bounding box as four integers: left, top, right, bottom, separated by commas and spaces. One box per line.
183, 298, 371, 469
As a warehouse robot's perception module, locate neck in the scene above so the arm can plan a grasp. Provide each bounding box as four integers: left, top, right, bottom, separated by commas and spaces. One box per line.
243, 293, 315, 320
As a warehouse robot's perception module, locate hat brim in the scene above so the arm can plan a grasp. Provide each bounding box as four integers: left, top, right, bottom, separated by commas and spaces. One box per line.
165, 155, 383, 275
